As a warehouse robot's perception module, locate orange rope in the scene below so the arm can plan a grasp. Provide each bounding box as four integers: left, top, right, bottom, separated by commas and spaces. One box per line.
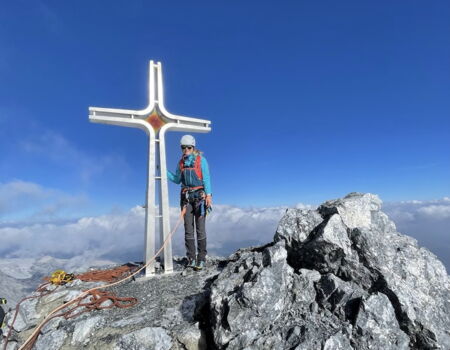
75, 265, 138, 283
16, 211, 185, 350
54, 290, 138, 320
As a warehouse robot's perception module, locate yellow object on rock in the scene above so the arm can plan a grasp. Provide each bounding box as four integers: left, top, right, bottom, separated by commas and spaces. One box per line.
48, 270, 75, 285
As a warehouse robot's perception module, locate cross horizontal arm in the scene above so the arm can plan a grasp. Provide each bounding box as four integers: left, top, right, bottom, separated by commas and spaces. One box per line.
89, 107, 152, 132
89, 106, 212, 133
161, 111, 211, 125
89, 106, 143, 117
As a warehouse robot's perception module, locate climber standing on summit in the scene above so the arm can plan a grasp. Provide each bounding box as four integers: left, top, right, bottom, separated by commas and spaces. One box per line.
168, 135, 212, 271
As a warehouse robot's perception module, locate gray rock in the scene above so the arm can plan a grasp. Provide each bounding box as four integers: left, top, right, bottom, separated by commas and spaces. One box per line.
71, 315, 104, 345
319, 192, 383, 229
210, 243, 295, 348
315, 273, 367, 321
113, 327, 172, 350
0, 340, 18, 350
354, 293, 409, 349
274, 208, 322, 245
176, 323, 207, 350
323, 331, 353, 350
5, 305, 30, 333
110, 313, 146, 328
298, 193, 450, 348
210, 192, 450, 349
34, 328, 67, 350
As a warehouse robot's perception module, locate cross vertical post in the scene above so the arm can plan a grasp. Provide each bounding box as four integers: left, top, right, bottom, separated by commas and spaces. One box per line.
89, 61, 211, 277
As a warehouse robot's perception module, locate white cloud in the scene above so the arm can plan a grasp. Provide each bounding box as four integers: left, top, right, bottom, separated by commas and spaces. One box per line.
0, 189, 448, 274
384, 197, 450, 221
383, 197, 450, 271
0, 179, 314, 264
202, 204, 306, 254
0, 202, 317, 264
0, 207, 142, 260
417, 204, 450, 219
0, 180, 88, 223
19, 129, 131, 183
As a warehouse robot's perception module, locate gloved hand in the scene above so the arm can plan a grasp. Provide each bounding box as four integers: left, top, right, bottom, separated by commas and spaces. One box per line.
206, 194, 212, 208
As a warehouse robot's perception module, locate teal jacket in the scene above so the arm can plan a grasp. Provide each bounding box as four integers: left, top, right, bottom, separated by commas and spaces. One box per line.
167, 153, 212, 195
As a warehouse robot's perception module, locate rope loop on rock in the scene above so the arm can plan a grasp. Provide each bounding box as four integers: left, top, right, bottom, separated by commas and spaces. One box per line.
56, 290, 138, 320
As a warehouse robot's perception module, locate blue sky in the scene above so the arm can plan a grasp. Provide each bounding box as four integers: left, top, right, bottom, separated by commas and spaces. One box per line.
0, 1, 449, 267
1, 1, 449, 210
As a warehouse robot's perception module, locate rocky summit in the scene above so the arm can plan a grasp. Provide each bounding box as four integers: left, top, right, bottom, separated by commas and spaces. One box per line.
1, 193, 449, 350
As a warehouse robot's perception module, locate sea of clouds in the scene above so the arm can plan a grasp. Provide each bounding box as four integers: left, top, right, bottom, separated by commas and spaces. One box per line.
1, 180, 449, 273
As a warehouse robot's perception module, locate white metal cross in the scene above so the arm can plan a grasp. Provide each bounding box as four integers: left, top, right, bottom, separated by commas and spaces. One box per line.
89, 60, 211, 276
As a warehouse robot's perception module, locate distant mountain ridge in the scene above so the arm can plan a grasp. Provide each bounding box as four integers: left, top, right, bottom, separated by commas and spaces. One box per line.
0, 256, 114, 308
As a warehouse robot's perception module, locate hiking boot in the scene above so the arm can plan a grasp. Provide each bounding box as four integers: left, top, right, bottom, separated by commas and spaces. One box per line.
186, 258, 196, 269
194, 260, 205, 271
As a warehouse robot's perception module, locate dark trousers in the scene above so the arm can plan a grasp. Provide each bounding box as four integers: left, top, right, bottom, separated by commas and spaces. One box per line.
183, 202, 207, 261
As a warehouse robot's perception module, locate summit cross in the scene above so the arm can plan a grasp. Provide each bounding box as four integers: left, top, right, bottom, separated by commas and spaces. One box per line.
89, 60, 212, 277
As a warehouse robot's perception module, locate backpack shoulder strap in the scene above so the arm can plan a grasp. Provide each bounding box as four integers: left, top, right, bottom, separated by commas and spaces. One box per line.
194, 155, 203, 180
179, 158, 185, 172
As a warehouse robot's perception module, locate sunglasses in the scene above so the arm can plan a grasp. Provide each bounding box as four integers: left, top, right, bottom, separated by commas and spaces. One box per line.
181, 145, 193, 150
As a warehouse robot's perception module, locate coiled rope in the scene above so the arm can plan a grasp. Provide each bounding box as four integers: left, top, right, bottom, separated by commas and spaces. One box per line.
76, 265, 138, 283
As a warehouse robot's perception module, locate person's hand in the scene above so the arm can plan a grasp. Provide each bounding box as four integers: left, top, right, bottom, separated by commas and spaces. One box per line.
206, 195, 212, 208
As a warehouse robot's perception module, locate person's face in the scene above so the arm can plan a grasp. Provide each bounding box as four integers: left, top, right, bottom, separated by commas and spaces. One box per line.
181, 145, 194, 156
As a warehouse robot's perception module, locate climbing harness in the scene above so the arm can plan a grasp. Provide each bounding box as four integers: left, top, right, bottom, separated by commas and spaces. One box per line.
181, 188, 211, 217
9, 210, 186, 350
182, 187, 204, 201
182, 186, 204, 193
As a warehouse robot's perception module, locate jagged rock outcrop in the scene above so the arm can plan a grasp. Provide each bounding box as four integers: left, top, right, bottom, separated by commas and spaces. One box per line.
276, 193, 450, 348
1, 193, 449, 349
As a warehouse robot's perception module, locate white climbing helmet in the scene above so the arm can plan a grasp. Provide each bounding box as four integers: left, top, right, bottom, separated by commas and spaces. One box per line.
180, 135, 196, 147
